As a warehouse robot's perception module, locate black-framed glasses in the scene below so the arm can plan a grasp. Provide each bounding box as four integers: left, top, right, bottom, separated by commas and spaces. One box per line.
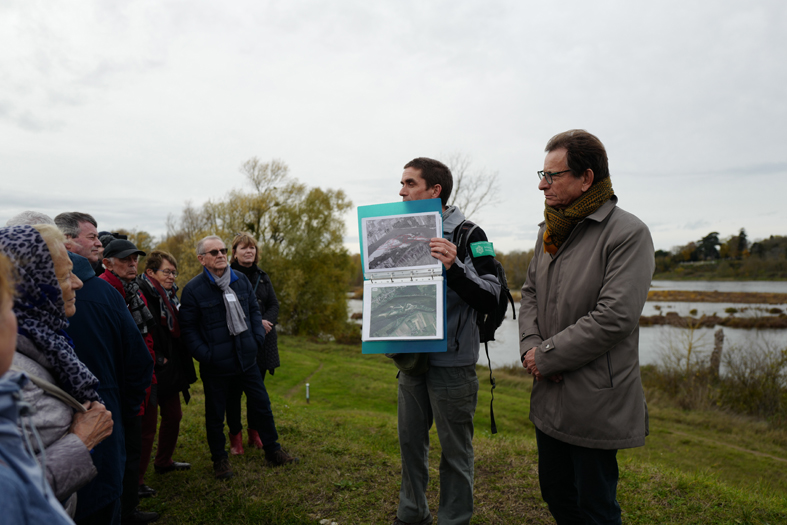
156, 269, 178, 277
201, 248, 228, 257
537, 169, 572, 184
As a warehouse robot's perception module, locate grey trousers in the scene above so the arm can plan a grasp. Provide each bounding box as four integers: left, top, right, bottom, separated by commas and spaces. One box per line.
397, 365, 479, 525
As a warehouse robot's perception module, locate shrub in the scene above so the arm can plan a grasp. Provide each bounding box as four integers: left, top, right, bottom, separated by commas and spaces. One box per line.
720, 342, 787, 423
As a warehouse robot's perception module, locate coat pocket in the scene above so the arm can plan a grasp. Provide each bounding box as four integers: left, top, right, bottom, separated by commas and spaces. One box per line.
586, 353, 613, 390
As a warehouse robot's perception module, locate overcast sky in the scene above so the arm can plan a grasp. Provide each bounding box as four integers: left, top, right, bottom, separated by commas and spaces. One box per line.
2, 0, 785, 254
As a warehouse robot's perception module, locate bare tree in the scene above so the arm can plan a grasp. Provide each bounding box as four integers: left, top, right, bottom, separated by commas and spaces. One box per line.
240, 157, 289, 194
444, 152, 500, 219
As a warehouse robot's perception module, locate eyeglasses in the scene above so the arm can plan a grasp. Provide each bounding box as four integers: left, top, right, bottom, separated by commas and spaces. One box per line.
537, 169, 572, 184
201, 248, 228, 257
156, 269, 178, 277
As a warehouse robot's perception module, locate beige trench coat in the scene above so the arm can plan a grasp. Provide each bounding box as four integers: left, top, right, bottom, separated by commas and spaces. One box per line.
519, 196, 654, 449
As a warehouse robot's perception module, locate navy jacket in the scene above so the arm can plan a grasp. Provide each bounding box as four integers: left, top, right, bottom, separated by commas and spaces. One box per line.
180, 267, 265, 376
65, 253, 153, 520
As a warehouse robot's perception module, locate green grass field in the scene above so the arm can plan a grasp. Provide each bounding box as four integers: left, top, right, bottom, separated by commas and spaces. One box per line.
137, 336, 787, 524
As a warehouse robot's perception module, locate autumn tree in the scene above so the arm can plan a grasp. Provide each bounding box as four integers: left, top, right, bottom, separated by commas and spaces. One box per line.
497, 249, 535, 292
158, 158, 355, 338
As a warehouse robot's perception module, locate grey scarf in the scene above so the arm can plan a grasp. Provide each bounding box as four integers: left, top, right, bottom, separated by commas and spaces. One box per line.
210, 268, 248, 336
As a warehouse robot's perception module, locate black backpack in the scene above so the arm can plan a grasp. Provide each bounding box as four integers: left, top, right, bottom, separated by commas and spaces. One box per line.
454, 220, 516, 434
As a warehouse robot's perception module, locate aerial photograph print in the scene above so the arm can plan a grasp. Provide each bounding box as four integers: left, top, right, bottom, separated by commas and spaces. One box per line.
365, 282, 441, 340
363, 212, 441, 273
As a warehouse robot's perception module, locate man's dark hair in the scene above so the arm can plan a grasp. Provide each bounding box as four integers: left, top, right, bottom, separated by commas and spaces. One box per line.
145, 250, 178, 272
545, 130, 610, 185
54, 212, 98, 239
404, 157, 453, 206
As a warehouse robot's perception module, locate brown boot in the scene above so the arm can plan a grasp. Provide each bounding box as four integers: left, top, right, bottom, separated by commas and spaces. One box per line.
213, 458, 234, 479
229, 431, 244, 455
247, 429, 263, 449
266, 448, 299, 466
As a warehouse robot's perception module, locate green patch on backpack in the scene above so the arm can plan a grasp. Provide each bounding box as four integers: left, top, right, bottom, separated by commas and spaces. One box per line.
470, 241, 495, 257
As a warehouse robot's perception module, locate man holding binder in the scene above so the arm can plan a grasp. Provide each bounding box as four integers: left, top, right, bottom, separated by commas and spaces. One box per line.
394, 157, 501, 525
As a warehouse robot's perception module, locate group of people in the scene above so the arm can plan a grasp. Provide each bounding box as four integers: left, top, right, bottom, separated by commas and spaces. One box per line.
0, 211, 295, 525
0, 128, 654, 525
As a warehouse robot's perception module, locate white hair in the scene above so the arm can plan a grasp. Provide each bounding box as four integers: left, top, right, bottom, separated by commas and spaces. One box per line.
6, 210, 56, 226
196, 235, 224, 255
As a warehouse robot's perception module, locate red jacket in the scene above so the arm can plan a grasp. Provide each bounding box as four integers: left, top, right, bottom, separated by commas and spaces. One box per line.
100, 270, 157, 414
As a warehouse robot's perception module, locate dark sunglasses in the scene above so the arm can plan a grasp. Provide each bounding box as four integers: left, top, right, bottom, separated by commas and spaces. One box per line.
201, 248, 228, 257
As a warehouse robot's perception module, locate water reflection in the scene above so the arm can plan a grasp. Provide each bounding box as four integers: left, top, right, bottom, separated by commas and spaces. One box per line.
348, 284, 787, 370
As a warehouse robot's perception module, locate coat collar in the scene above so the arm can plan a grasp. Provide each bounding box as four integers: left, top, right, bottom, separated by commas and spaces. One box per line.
203, 267, 239, 285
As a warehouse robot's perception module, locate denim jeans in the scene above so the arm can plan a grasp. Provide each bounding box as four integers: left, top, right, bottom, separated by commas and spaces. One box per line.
202, 365, 280, 461
536, 428, 622, 525
397, 365, 478, 525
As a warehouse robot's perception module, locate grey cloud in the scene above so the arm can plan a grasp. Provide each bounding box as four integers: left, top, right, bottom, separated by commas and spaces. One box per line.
683, 220, 711, 231
0, 104, 64, 133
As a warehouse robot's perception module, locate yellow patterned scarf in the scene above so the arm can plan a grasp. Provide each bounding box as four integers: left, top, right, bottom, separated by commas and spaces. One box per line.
543, 177, 614, 254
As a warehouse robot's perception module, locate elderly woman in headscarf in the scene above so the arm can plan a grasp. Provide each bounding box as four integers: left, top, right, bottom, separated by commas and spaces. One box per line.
0, 225, 114, 517
0, 251, 74, 525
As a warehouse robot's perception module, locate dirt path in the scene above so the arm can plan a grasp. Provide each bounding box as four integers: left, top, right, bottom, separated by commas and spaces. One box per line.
670, 430, 787, 464
286, 362, 324, 398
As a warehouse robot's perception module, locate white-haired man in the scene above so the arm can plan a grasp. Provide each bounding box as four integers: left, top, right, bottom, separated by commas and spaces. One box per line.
179, 235, 297, 479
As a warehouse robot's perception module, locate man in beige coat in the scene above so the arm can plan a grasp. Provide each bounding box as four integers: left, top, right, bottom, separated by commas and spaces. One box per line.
520, 129, 654, 525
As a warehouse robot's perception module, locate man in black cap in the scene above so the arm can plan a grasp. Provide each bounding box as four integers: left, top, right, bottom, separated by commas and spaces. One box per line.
100, 239, 160, 525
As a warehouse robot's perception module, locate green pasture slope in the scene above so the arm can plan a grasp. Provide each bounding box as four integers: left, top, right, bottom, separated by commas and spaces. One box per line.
139, 337, 787, 524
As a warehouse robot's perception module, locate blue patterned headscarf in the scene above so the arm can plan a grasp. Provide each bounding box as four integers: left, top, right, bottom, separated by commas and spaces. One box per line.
0, 225, 101, 404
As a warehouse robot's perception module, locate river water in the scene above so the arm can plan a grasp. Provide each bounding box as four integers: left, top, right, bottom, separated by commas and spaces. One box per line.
349, 280, 787, 370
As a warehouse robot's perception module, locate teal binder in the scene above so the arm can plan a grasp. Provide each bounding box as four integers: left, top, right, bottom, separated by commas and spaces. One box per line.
357, 198, 448, 355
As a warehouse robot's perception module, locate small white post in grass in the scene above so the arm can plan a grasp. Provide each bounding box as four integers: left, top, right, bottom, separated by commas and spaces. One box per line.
306, 383, 310, 404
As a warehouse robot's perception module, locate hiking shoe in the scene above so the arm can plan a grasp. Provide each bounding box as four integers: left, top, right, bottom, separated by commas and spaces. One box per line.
393, 516, 432, 525
265, 448, 299, 466
138, 484, 157, 498
213, 458, 234, 479
154, 461, 191, 474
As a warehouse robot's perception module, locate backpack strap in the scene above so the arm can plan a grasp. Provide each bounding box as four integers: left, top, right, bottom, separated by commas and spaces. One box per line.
484, 341, 498, 434
453, 220, 479, 263
454, 220, 498, 434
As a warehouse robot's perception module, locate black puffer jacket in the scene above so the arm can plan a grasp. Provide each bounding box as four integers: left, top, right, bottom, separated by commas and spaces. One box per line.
180, 268, 265, 376
230, 261, 280, 373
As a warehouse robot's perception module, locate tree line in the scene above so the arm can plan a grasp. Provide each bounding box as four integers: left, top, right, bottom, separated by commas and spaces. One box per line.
655, 228, 787, 279
120, 158, 785, 343
121, 158, 357, 341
